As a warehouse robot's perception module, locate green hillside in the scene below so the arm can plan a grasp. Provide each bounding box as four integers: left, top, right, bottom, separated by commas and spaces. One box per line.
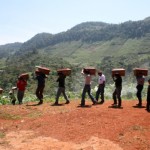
0, 17, 150, 100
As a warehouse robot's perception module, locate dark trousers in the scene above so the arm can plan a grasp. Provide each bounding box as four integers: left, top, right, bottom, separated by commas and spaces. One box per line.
96, 85, 105, 101
136, 85, 143, 105
55, 87, 69, 103
36, 85, 45, 101
81, 84, 95, 105
17, 90, 24, 103
147, 100, 150, 111
113, 86, 122, 106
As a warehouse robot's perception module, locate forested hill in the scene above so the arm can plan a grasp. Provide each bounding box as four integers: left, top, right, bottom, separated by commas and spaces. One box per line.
17, 17, 150, 55
1, 17, 150, 56
0, 43, 22, 58
0, 17, 150, 95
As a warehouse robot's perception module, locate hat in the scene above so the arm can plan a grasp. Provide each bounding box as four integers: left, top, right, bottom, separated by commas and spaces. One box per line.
9, 90, 13, 94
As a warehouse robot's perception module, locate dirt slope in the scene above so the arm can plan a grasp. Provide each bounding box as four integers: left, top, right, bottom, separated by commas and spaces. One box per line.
0, 100, 150, 150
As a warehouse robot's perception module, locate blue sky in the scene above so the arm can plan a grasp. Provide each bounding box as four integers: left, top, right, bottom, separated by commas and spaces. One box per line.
0, 0, 150, 45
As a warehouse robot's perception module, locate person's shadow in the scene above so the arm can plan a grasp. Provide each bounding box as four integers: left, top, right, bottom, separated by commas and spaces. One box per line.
51, 103, 64, 106
77, 105, 92, 108
132, 105, 146, 109
108, 105, 123, 109
26, 103, 43, 106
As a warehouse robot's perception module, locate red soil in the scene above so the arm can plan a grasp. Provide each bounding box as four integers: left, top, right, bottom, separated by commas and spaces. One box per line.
0, 100, 150, 150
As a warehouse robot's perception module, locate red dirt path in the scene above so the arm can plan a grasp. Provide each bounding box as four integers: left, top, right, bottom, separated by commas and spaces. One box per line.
0, 100, 150, 150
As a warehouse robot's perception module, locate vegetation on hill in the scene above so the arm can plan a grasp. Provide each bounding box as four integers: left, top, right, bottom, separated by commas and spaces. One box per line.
0, 17, 150, 101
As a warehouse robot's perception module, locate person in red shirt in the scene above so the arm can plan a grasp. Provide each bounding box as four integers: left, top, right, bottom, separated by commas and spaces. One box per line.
17, 77, 27, 104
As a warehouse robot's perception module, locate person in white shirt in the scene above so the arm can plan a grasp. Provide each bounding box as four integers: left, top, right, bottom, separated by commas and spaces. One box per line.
81, 69, 97, 107
96, 70, 105, 104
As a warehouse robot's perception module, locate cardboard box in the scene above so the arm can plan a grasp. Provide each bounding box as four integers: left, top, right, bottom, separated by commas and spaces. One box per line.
0, 88, 3, 94
36, 66, 50, 75
20, 73, 29, 80
112, 68, 125, 76
133, 68, 148, 76
83, 67, 96, 75
57, 68, 71, 76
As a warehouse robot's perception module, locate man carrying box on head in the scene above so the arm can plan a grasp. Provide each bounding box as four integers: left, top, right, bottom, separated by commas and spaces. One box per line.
80, 69, 97, 107
35, 71, 47, 105
54, 72, 70, 105
112, 73, 122, 108
95, 70, 106, 104
136, 73, 145, 107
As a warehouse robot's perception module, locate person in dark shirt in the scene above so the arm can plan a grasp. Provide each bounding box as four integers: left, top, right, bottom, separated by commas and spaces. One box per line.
54, 72, 70, 105
36, 72, 46, 105
136, 74, 145, 107
146, 79, 150, 111
112, 73, 122, 107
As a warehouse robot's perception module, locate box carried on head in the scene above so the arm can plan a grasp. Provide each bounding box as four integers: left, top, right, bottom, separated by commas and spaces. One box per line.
83, 67, 96, 75
36, 66, 50, 75
133, 68, 148, 76
57, 68, 71, 76
19, 73, 29, 80
112, 68, 125, 77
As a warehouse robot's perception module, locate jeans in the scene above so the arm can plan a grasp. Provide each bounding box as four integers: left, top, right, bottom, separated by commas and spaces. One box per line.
136, 85, 143, 105
55, 87, 69, 103
81, 84, 95, 105
36, 85, 45, 101
113, 86, 122, 106
96, 84, 105, 101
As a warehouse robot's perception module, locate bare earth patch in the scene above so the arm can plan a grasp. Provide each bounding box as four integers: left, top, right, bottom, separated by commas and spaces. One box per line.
0, 100, 150, 150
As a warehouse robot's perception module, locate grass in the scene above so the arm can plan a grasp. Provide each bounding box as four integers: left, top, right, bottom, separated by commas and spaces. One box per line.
0, 132, 5, 138
0, 112, 21, 120
27, 112, 42, 118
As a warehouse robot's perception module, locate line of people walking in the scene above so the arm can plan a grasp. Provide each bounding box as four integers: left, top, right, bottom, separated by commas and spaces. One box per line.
80, 68, 150, 111
1, 67, 150, 112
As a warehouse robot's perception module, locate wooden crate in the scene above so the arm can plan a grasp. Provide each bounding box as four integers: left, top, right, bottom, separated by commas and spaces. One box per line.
36, 66, 50, 75
57, 68, 71, 76
83, 67, 96, 75
133, 68, 148, 76
112, 68, 125, 76
20, 73, 29, 80
0, 88, 3, 94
